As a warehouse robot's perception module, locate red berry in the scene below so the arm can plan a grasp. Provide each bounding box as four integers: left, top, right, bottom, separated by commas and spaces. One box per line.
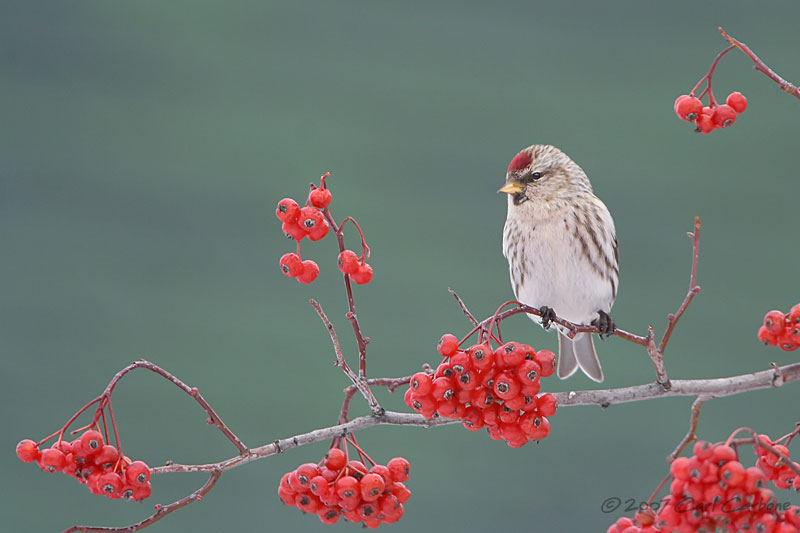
449, 351, 470, 373
297, 260, 319, 284
98, 472, 124, 499
359, 473, 385, 502
410, 372, 433, 395
527, 416, 550, 440
695, 112, 715, 134
711, 104, 737, 128
390, 481, 411, 503
537, 393, 558, 417
533, 349, 556, 377
296, 493, 321, 513
467, 343, 494, 371
125, 460, 151, 485
38, 448, 67, 473
347, 460, 369, 479
778, 331, 799, 351
408, 393, 437, 418
693, 440, 713, 460
80, 430, 104, 454
337, 250, 361, 275
436, 398, 460, 418
350, 263, 373, 285
296, 463, 320, 488
276, 198, 300, 223
456, 369, 479, 391
298, 206, 324, 233
309, 188, 332, 209
675, 95, 703, 121
94, 445, 120, 469
317, 507, 340, 524
492, 372, 521, 400
437, 334, 459, 357
712, 444, 737, 464
387, 457, 410, 482
335, 475, 360, 499
758, 325, 778, 346
325, 448, 347, 471
461, 406, 485, 431
281, 220, 307, 241
745, 466, 767, 492
789, 303, 800, 324
496, 341, 525, 367
670, 456, 690, 481
16, 439, 39, 463
726, 91, 747, 113
279, 253, 304, 278
720, 460, 745, 486
307, 219, 330, 241
516, 359, 542, 386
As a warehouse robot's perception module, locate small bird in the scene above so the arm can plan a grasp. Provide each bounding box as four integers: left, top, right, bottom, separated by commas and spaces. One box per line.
499, 145, 618, 382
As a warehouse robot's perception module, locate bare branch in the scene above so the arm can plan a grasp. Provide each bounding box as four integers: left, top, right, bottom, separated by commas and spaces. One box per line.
659, 216, 702, 354
668, 395, 709, 462
449, 288, 479, 326
310, 299, 382, 415
101, 361, 247, 454
718, 27, 800, 100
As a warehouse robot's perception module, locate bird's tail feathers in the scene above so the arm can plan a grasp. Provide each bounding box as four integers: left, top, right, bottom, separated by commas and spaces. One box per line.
557, 332, 604, 382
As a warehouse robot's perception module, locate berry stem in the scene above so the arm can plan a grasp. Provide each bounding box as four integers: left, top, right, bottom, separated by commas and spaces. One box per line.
344, 436, 376, 466
321, 208, 371, 380
100, 409, 110, 447
690, 45, 735, 105
106, 399, 123, 460
37, 396, 103, 447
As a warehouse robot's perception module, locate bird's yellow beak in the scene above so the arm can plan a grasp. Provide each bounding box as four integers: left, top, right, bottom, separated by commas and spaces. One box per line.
498, 181, 524, 195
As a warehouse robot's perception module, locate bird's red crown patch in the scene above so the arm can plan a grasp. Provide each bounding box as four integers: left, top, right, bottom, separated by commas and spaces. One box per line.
507, 151, 532, 172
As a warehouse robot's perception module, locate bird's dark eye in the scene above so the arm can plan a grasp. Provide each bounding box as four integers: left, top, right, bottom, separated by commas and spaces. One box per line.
531, 172, 542, 180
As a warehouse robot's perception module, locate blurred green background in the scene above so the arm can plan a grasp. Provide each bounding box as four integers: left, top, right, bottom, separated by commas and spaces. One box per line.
3, 1, 799, 531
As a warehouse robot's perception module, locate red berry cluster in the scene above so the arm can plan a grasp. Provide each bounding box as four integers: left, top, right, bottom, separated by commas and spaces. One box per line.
337, 250, 373, 285
278, 448, 410, 528
610, 437, 800, 532
755, 435, 800, 491
758, 304, 800, 351
16, 430, 152, 501
674, 92, 747, 134
404, 334, 557, 447
276, 174, 373, 285
276, 190, 332, 243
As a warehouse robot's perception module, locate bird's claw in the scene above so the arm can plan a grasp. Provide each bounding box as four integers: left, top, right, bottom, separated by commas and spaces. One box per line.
539, 306, 557, 330
592, 310, 616, 339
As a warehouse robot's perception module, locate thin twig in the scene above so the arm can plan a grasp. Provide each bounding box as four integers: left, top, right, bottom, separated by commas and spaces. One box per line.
100, 361, 248, 454
310, 299, 382, 415
449, 288, 479, 326
718, 27, 800, 100
659, 216, 701, 354
668, 395, 709, 462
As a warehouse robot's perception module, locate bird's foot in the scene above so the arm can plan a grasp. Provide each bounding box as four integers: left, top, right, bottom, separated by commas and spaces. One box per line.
592, 310, 616, 339
539, 306, 557, 330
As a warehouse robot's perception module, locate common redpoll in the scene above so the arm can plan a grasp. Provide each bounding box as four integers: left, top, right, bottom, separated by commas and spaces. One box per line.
500, 145, 618, 382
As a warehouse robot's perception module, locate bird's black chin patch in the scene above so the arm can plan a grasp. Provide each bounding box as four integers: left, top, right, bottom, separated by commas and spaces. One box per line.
512, 193, 527, 206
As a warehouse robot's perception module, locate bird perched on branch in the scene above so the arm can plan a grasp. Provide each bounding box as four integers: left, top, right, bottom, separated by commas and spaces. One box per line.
500, 145, 618, 382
